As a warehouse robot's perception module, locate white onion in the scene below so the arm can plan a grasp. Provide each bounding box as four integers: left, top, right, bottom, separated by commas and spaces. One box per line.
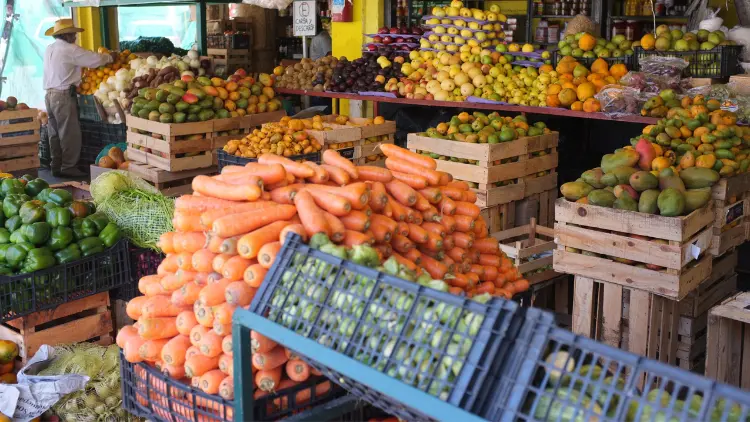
146, 56, 158, 66
189, 59, 200, 69
187, 50, 199, 60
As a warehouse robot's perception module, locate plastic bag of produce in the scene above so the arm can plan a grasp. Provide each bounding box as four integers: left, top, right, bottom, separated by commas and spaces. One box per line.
241, 0, 293, 10
10, 346, 89, 421
595, 85, 646, 118
0, 385, 19, 419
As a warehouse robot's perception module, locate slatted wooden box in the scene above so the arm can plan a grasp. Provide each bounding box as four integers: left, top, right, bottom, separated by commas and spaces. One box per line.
0, 292, 113, 364
709, 173, 750, 257
706, 291, 750, 388
492, 218, 558, 285
127, 162, 218, 197
126, 115, 214, 172
207, 48, 252, 76
0, 109, 41, 172
554, 198, 715, 300
307, 117, 396, 162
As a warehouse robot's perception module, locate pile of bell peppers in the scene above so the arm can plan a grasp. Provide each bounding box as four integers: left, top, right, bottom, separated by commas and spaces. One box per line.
0, 175, 122, 275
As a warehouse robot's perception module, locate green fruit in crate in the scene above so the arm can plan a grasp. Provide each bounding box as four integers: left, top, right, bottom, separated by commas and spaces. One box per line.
148, 111, 160, 122
534, 388, 604, 421
601, 150, 639, 173
613, 195, 638, 211
658, 188, 686, 216
173, 112, 187, 124
198, 110, 215, 121
188, 104, 202, 114
199, 98, 213, 109
600, 173, 618, 187
560, 181, 594, 201
137, 109, 149, 119
166, 94, 181, 105
659, 173, 686, 193
175, 101, 189, 112
587, 190, 616, 207
143, 100, 159, 112
155, 90, 168, 103
638, 189, 660, 214
187, 114, 199, 122
216, 109, 230, 119
679, 167, 720, 188
159, 113, 173, 124
610, 166, 638, 185
629, 171, 658, 191
168, 87, 186, 97
581, 168, 605, 188
684, 188, 712, 213
158, 103, 175, 114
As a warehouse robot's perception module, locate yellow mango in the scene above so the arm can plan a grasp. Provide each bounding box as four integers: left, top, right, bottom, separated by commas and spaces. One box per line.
652, 144, 664, 157
695, 153, 717, 169
697, 143, 714, 153
651, 156, 671, 172
642, 125, 655, 135
679, 126, 693, 138
721, 158, 739, 169
679, 153, 695, 169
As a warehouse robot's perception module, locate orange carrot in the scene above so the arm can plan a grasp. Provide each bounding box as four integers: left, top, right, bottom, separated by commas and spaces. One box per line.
215, 172, 264, 189
126, 296, 148, 320
219, 376, 234, 400
368, 182, 388, 211
222, 256, 253, 281
198, 329, 224, 357
225, 281, 256, 307
192, 249, 217, 273
294, 190, 330, 238
385, 157, 441, 185
404, 248, 422, 265
322, 149, 358, 179
206, 234, 225, 254
190, 325, 209, 348
463, 190, 478, 203
370, 219, 393, 243
391, 170, 428, 190
395, 221, 409, 237
467, 247, 481, 264
172, 282, 201, 307
186, 346, 201, 360
406, 223, 428, 244
212, 204, 297, 238
185, 354, 220, 378
200, 278, 233, 306
474, 219, 488, 238
413, 192, 432, 212
258, 153, 314, 178
142, 295, 189, 318
373, 243, 392, 259
419, 187, 443, 204
380, 144, 437, 169
200, 201, 276, 229
252, 346, 288, 370
194, 302, 215, 327
258, 241, 282, 269
176, 310, 198, 336
236, 220, 291, 259
270, 186, 299, 204
213, 303, 237, 325
482, 265, 498, 281
438, 197, 457, 215
420, 254, 449, 279
479, 254, 501, 267
159, 273, 185, 292
286, 359, 311, 382
192, 175, 261, 202
454, 214, 476, 232
323, 212, 345, 243
453, 232, 474, 249
447, 247, 467, 262
477, 281, 496, 295
157, 255, 178, 275
357, 166, 392, 182
213, 320, 232, 336
175, 195, 242, 213
306, 183, 369, 210
173, 210, 203, 232
255, 367, 282, 392
343, 230, 373, 247
440, 215, 457, 234
385, 179, 417, 206
304, 188, 352, 216
449, 273, 470, 289
339, 210, 370, 231
386, 195, 408, 222
280, 224, 307, 245
244, 264, 268, 288
161, 334, 192, 366
139, 338, 170, 361
123, 335, 147, 363
454, 201, 480, 218
222, 336, 233, 357
233, 163, 287, 185
212, 254, 232, 274
319, 163, 351, 185
447, 180, 470, 191
438, 171, 452, 186
391, 234, 414, 253
158, 232, 176, 254
116, 325, 139, 349
138, 317, 178, 340
173, 232, 207, 254
251, 332, 277, 354
304, 161, 329, 184
470, 265, 486, 279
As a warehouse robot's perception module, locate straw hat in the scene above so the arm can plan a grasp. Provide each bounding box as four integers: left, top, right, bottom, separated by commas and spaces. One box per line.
45, 19, 84, 37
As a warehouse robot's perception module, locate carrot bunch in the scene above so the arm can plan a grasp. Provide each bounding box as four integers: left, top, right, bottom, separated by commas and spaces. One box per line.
118, 141, 528, 409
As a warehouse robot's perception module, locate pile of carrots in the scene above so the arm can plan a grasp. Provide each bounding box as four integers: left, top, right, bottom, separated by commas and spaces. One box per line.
116, 143, 529, 416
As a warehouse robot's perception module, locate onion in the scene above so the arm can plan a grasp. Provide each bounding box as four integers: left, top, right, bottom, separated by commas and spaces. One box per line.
187, 49, 199, 60
189, 58, 200, 69
181, 70, 195, 78
146, 55, 158, 66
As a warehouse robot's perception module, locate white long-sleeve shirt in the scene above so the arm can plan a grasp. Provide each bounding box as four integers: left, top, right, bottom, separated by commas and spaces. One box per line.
309, 31, 332, 60
43, 39, 113, 91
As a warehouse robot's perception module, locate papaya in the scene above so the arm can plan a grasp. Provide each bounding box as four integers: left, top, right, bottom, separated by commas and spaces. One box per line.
679, 167, 720, 189
613, 195, 638, 211
581, 168, 606, 189
629, 171, 658, 192
560, 181, 594, 201
611, 166, 638, 185
638, 189, 660, 214
657, 188, 686, 217
684, 188, 712, 213
601, 150, 640, 173
587, 190, 616, 208
665, 126, 682, 139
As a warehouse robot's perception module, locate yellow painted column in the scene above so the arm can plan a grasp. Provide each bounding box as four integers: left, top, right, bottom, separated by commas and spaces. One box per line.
74, 7, 103, 51
331, 0, 384, 115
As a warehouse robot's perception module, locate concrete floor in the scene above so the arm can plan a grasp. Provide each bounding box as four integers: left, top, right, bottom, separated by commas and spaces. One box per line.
38, 168, 90, 185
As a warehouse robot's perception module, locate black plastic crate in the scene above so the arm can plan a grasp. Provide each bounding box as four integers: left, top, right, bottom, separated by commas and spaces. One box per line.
0, 238, 130, 323
248, 233, 520, 421
120, 351, 341, 422
81, 119, 127, 147
216, 148, 320, 171
552, 51, 634, 69
280, 395, 391, 421
490, 309, 750, 422
78, 144, 101, 168
39, 126, 50, 169
112, 246, 164, 301
77, 94, 102, 122
634, 45, 743, 78
207, 34, 250, 49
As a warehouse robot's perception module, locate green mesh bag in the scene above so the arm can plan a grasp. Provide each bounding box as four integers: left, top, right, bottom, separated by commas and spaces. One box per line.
90, 170, 174, 251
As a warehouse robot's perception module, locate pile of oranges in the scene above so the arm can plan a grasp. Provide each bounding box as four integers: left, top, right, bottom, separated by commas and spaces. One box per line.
541, 57, 628, 113
77, 47, 137, 95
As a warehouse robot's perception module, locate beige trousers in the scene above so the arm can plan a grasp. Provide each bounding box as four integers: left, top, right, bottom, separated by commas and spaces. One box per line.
45, 89, 82, 172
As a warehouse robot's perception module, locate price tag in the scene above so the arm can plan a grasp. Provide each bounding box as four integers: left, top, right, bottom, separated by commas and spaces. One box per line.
293, 0, 317, 37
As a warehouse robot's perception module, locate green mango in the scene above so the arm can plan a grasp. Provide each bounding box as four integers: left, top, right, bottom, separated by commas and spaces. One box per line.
679, 167, 720, 189
638, 189, 660, 214
587, 190, 617, 208
629, 171, 658, 191
684, 188, 712, 213
600, 173, 618, 187
613, 195, 638, 211
581, 168, 606, 189
601, 150, 640, 173
611, 166, 638, 185
560, 181, 594, 201
658, 188, 686, 216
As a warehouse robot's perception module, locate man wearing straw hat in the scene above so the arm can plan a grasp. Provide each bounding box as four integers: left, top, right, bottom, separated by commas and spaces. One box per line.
43, 19, 115, 178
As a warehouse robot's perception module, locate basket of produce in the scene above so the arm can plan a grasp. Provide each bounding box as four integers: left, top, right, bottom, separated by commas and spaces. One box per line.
216, 148, 320, 171
247, 232, 520, 421
488, 307, 750, 421
0, 176, 130, 322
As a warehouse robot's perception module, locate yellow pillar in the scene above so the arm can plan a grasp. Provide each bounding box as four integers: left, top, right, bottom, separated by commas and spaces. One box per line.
331, 0, 384, 115
74, 7, 103, 51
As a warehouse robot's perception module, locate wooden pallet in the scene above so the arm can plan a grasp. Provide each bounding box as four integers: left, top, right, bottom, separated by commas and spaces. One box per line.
126, 115, 214, 172
308, 116, 396, 162
706, 291, 750, 388
492, 218, 558, 285
0, 292, 113, 363
554, 198, 715, 300
481, 189, 556, 233
407, 132, 558, 207
128, 162, 218, 197
207, 48, 252, 75
0, 108, 41, 172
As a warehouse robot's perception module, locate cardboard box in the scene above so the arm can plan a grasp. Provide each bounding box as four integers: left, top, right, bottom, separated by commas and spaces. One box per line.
729, 74, 750, 95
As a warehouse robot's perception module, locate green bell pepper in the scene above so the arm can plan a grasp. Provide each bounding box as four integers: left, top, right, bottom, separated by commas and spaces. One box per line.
6, 244, 29, 269
21, 247, 56, 273
5, 215, 21, 232
47, 226, 74, 251
24, 178, 49, 198
19, 200, 45, 224
43, 202, 57, 211
0, 244, 11, 262
22, 222, 51, 245
0, 228, 10, 244
9, 230, 27, 244
83, 213, 109, 236
98, 222, 121, 248
79, 237, 105, 257
36, 188, 53, 202
71, 218, 86, 241
48, 188, 73, 206
0, 265, 12, 275
3, 194, 30, 218
19, 174, 34, 184
0, 178, 24, 196
55, 243, 81, 264
46, 206, 71, 228
68, 201, 91, 218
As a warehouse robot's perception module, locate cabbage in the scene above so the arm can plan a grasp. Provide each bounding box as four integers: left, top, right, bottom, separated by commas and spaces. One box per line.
114, 80, 127, 92
115, 68, 130, 81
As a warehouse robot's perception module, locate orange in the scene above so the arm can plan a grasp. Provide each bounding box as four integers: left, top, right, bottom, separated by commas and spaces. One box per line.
610, 63, 628, 80
562, 81, 577, 90
571, 101, 584, 111
576, 82, 596, 101
546, 94, 561, 107
539, 64, 553, 73
640, 33, 656, 50
590, 58, 609, 75
547, 84, 562, 95
558, 88, 577, 107
578, 33, 597, 51
583, 97, 601, 112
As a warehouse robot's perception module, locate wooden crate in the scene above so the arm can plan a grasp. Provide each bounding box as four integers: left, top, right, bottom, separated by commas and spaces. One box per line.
554, 198, 714, 300
492, 218, 558, 285
706, 291, 750, 388
0, 292, 113, 364
516, 275, 572, 329
207, 48, 252, 75
126, 115, 214, 172
710, 192, 749, 257
128, 162, 218, 197
481, 188, 556, 233
308, 117, 396, 162
0, 109, 41, 172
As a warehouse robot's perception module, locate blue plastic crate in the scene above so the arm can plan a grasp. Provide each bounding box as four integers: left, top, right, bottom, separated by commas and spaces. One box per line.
489, 311, 750, 422
216, 148, 320, 172
240, 233, 519, 421
279, 395, 390, 421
